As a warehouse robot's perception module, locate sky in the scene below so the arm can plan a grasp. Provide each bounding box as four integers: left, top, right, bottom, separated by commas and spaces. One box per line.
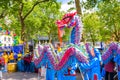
57, 0, 92, 13
57, 0, 75, 12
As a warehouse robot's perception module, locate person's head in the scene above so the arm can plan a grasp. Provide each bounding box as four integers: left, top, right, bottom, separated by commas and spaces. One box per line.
3, 51, 7, 55
57, 43, 61, 48
10, 50, 13, 54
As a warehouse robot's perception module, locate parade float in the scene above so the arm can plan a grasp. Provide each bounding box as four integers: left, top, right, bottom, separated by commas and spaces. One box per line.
0, 27, 23, 54
0, 26, 24, 73
34, 12, 88, 80
34, 12, 120, 80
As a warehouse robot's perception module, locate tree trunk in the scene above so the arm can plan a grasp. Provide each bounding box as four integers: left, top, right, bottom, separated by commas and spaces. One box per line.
114, 23, 120, 42
75, 0, 82, 16
19, 3, 28, 53
20, 19, 25, 42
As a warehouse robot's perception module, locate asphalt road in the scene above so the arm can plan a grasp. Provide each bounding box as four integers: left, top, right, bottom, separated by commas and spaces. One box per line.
2, 72, 82, 80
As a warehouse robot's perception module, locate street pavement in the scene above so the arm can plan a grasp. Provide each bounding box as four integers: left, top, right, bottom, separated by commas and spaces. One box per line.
2, 72, 82, 80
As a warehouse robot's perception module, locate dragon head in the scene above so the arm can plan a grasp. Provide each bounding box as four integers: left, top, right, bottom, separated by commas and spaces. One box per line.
56, 12, 77, 29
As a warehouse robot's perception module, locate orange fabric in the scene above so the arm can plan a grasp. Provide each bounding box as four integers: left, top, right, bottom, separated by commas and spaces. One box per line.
2, 54, 8, 63
58, 27, 62, 46
9, 53, 14, 60
57, 47, 61, 53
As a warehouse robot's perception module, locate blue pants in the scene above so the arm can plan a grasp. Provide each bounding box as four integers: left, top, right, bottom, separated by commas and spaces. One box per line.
30, 62, 35, 72
24, 61, 30, 72
17, 60, 24, 72
46, 68, 55, 80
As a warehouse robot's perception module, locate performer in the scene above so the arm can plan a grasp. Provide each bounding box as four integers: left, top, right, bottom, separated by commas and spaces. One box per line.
80, 48, 102, 80
57, 43, 62, 53
56, 43, 63, 60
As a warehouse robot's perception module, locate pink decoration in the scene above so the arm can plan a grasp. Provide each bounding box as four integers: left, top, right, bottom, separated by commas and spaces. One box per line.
34, 45, 88, 70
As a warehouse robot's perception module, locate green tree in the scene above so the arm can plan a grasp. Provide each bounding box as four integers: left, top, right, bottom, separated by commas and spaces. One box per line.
98, 0, 120, 42
0, 0, 57, 42
83, 12, 102, 46
24, 2, 63, 43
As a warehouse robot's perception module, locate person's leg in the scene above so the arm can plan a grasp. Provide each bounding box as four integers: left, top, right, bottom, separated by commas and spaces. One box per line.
21, 60, 24, 72
17, 61, 20, 71
24, 61, 28, 72
30, 62, 35, 72
26, 63, 30, 72
4, 63, 7, 72
0, 70, 2, 79
110, 72, 115, 80
105, 71, 109, 80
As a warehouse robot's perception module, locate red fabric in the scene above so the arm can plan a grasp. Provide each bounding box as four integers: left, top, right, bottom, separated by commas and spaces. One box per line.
62, 12, 77, 24
104, 61, 115, 72
56, 48, 75, 70
58, 27, 63, 46
23, 55, 33, 64
94, 74, 98, 80
0, 57, 5, 65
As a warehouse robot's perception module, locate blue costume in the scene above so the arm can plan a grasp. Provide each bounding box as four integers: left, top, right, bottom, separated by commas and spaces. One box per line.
17, 60, 24, 72
46, 59, 55, 80
80, 48, 102, 80
63, 57, 77, 80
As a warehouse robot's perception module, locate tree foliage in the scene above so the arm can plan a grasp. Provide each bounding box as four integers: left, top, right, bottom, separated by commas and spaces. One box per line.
0, 0, 63, 43
97, 0, 120, 42
83, 12, 102, 45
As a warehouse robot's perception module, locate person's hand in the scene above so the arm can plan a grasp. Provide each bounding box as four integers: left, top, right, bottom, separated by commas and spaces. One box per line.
114, 66, 117, 72
68, 67, 72, 70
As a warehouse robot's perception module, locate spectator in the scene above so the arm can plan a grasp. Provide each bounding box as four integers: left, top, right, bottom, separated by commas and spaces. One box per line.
2, 51, 8, 72
0, 56, 4, 79
17, 51, 23, 72
23, 52, 33, 73
57, 43, 61, 53
17, 51, 22, 61
104, 58, 116, 80
9, 51, 14, 63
